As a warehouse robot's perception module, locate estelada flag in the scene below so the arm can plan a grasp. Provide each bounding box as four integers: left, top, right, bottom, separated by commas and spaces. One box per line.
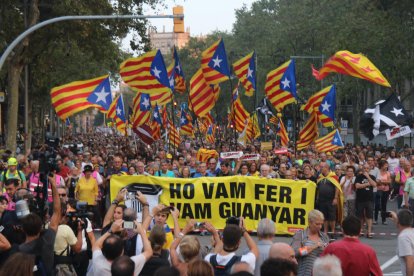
132, 93, 151, 128
315, 129, 344, 153
276, 117, 289, 147
107, 94, 127, 135
189, 69, 217, 117
196, 148, 219, 163
201, 39, 230, 85
265, 60, 297, 112
302, 85, 336, 128
120, 50, 172, 94
312, 50, 391, 87
51, 74, 108, 120
233, 51, 256, 97
167, 46, 186, 93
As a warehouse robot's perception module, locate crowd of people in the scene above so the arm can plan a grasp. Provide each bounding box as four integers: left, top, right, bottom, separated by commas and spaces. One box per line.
0, 132, 412, 275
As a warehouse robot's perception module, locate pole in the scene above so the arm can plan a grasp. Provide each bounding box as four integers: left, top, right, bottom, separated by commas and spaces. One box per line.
229, 78, 237, 150
24, 0, 29, 153
170, 94, 176, 156
187, 97, 205, 148
0, 14, 182, 73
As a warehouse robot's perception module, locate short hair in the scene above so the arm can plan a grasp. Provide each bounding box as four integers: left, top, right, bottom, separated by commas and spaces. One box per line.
123, 208, 137, 221
312, 255, 342, 276
257, 218, 275, 239
111, 255, 135, 276
222, 224, 243, 251
231, 261, 254, 275
5, 178, 19, 187
260, 164, 270, 171
179, 235, 200, 262
341, 215, 361, 236
398, 209, 413, 227
308, 209, 324, 223
102, 234, 124, 261
149, 225, 167, 252
260, 258, 298, 276
187, 260, 214, 276
21, 213, 42, 236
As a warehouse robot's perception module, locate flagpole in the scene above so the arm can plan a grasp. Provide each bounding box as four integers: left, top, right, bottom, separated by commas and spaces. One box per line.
228, 77, 237, 151
254, 50, 258, 113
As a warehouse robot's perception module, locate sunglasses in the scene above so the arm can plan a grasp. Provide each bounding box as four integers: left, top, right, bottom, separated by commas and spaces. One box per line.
59, 193, 67, 197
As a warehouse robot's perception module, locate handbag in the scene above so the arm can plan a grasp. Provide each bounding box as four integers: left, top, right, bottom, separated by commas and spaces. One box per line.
54, 246, 77, 276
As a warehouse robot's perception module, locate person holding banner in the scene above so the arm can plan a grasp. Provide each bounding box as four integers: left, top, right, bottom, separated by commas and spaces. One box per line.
217, 162, 234, 177
291, 209, 329, 276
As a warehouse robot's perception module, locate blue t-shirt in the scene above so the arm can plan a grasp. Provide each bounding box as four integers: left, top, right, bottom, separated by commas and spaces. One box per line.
156, 170, 175, 178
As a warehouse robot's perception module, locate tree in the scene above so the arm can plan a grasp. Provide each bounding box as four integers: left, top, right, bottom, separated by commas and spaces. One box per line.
0, 0, 162, 152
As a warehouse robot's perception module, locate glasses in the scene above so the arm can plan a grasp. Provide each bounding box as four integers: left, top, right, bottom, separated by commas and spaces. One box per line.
59, 194, 67, 197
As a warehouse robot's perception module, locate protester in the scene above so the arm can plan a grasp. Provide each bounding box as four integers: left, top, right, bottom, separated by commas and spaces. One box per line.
291, 209, 329, 275
252, 218, 275, 276
312, 255, 342, 276
340, 166, 356, 217
321, 215, 382, 275
260, 258, 298, 276
375, 160, 391, 225
389, 209, 414, 276
268, 243, 297, 265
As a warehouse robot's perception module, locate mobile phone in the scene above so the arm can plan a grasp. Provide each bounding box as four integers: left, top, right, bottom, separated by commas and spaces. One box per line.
123, 221, 134, 229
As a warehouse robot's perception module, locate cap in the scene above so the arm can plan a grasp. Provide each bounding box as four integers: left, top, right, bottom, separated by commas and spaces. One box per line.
83, 165, 93, 173
326, 152, 332, 156
7, 157, 17, 166
166, 153, 173, 159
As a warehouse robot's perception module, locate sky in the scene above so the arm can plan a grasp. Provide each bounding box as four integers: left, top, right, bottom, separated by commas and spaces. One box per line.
122, 0, 257, 51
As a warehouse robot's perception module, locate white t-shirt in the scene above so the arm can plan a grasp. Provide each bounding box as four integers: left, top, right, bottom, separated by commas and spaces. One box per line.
87, 250, 146, 276
397, 228, 414, 276
81, 218, 93, 251
204, 252, 256, 272
54, 224, 78, 256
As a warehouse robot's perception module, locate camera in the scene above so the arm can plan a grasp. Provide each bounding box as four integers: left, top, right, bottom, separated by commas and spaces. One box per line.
123, 221, 135, 229
194, 222, 205, 229
226, 216, 240, 226
67, 202, 92, 230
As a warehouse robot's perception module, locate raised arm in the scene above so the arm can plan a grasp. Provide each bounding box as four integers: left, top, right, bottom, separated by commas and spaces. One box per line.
102, 188, 126, 228
170, 220, 195, 267
0, 233, 11, 252
171, 207, 181, 238
134, 221, 153, 260
93, 219, 123, 251
240, 217, 259, 258
49, 175, 61, 232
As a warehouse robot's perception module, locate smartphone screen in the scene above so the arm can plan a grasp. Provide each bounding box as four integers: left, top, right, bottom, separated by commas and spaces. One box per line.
123, 221, 134, 229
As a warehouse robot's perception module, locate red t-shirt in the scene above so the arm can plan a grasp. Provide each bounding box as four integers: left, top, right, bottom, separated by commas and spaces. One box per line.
57, 165, 70, 179
322, 237, 382, 276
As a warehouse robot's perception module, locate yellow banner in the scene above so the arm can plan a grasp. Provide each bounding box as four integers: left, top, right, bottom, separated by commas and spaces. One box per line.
110, 175, 316, 235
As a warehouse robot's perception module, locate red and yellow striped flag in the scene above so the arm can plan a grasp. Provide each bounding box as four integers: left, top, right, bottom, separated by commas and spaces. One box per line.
233, 51, 256, 97
51, 75, 108, 120
265, 60, 297, 112
201, 39, 230, 85
301, 85, 335, 128
315, 129, 344, 153
206, 125, 215, 144
151, 120, 161, 141
276, 118, 289, 147
196, 148, 219, 162
297, 112, 318, 151
168, 122, 181, 148
232, 95, 250, 133
246, 114, 261, 142
120, 50, 171, 94
107, 95, 127, 135
312, 50, 391, 87
189, 69, 217, 117
132, 93, 151, 128
167, 46, 186, 93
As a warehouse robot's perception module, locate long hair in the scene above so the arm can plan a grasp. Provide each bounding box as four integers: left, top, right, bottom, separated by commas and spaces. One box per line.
0, 252, 35, 276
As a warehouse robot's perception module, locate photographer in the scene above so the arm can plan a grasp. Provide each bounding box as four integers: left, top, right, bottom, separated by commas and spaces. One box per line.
88, 219, 152, 275
54, 202, 83, 275
18, 174, 61, 276
66, 199, 95, 276
101, 188, 127, 234
205, 217, 258, 274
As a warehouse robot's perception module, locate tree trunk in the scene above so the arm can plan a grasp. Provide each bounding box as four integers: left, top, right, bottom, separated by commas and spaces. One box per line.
5, 0, 39, 153
5, 65, 23, 152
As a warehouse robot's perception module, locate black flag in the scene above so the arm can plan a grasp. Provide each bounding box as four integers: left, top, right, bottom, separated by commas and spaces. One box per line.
360, 93, 412, 140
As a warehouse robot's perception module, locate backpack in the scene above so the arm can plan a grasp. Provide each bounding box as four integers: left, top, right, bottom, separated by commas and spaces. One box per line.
209, 254, 242, 276
2, 170, 24, 184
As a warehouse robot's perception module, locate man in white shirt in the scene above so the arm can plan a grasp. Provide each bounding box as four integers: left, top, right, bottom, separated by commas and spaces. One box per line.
390, 209, 414, 276
87, 219, 152, 276
205, 218, 258, 273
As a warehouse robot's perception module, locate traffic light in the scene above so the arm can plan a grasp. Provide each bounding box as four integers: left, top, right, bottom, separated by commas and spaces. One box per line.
173, 6, 184, 33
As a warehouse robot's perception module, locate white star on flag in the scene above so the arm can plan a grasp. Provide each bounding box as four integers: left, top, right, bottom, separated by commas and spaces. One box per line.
116, 107, 122, 116
281, 78, 290, 88
333, 137, 338, 143
176, 63, 181, 72
247, 67, 254, 78
390, 107, 404, 117
212, 56, 222, 68
142, 97, 150, 109
94, 87, 109, 103
154, 112, 158, 118
180, 117, 186, 124
169, 77, 175, 87
321, 101, 331, 112
152, 66, 161, 78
